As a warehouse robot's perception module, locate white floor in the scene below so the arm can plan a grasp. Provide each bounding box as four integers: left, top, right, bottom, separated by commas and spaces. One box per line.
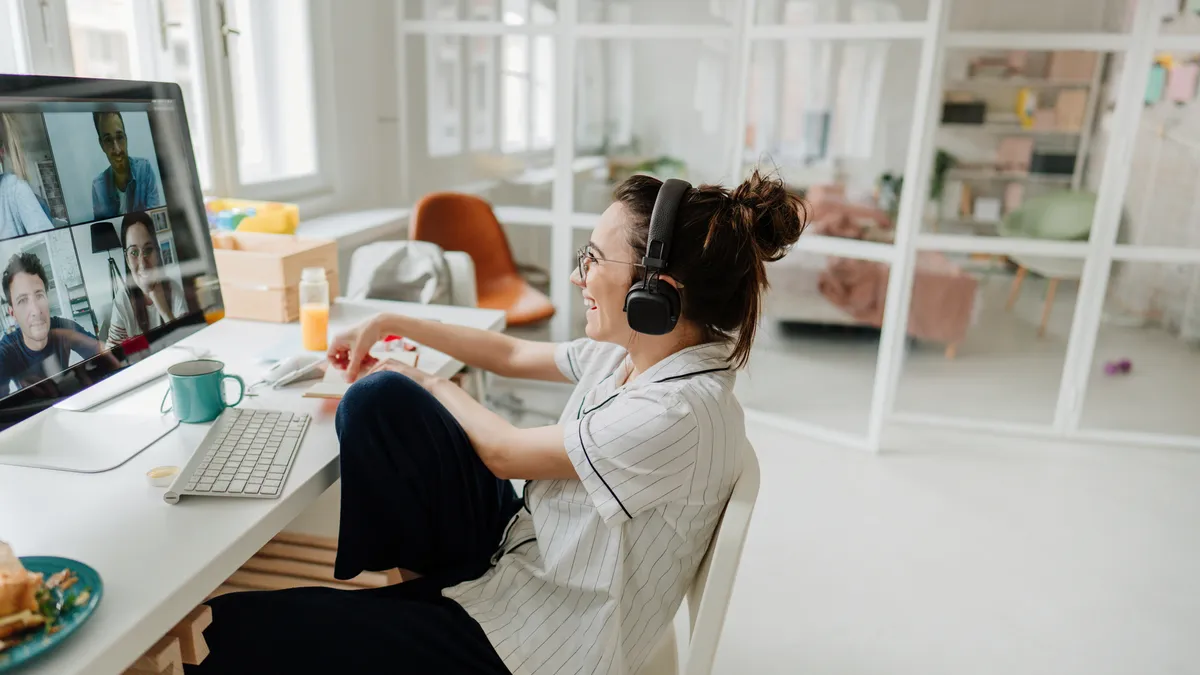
710, 424, 1200, 675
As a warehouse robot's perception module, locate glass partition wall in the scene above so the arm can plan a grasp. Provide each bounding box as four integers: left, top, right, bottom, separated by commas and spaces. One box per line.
397, 0, 1200, 451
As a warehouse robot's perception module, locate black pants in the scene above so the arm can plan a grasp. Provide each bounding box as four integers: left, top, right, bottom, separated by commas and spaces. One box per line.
187, 372, 521, 674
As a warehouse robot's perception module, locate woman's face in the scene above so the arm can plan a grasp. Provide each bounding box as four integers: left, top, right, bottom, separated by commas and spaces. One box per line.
124, 223, 161, 292
571, 202, 641, 344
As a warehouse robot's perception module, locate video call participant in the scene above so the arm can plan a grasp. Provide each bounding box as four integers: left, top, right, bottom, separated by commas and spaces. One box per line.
0, 114, 53, 240
105, 211, 187, 349
0, 252, 103, 397
92, 112, 163, 219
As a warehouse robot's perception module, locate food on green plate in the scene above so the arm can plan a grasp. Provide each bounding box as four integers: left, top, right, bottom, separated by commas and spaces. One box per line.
0, 542, 89, 654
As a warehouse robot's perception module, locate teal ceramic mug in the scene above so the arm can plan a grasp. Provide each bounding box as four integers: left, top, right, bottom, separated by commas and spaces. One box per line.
160, 359, 245, 423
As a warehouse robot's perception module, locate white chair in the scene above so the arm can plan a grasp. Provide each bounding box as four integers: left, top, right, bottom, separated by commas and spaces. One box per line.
345, 241, 478, 309
345, 241, 486, 399
638, 443, 762, 675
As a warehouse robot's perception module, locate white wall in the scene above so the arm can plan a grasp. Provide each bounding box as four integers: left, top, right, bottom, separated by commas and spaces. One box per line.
325, 0, 389, 213
950, 0, 1130, 32
630, 40, 735, 185
71, 220, 121, 335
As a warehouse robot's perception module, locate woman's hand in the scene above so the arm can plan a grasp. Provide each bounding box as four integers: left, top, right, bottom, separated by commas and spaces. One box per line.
147, 283, 174, 321
327, 315, 388, 382
363, 357, 439, 391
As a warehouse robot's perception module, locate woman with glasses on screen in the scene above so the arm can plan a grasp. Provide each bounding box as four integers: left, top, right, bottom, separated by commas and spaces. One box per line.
104, 211, 186, 349
0, 114, 53, 240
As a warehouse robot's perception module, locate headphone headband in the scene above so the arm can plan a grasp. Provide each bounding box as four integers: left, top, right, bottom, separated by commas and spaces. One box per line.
642, 178, 691, 273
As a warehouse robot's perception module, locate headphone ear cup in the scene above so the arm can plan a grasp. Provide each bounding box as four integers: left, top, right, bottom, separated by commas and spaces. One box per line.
623, 279, 681, 336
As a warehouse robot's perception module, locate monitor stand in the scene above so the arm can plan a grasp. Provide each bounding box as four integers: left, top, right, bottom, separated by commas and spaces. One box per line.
0, 344, 205, 472
0, 408, 179, 472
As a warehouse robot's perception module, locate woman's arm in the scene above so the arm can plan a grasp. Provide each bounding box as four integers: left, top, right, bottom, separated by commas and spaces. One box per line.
104, 297, 130, 349
12, 178, 53, 234
346, 313, 569, 383
370, 359, 576, 480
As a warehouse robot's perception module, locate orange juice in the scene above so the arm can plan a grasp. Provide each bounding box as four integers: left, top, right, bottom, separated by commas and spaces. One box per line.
301, 304, 329, 351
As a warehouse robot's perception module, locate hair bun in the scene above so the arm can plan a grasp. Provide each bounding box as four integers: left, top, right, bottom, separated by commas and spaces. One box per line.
729, 169, 806, 261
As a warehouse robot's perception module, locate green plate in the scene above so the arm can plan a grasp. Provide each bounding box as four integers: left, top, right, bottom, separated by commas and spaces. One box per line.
0, 557, 103, 673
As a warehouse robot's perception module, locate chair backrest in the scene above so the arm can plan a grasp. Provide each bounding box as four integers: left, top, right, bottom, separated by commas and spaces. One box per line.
409, 192, 520, 289
681, 442, 761, 675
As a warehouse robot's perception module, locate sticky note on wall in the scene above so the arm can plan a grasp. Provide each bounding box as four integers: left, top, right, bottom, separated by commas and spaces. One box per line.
1146, 64, 1167, 105
1168, 62, 1199, 103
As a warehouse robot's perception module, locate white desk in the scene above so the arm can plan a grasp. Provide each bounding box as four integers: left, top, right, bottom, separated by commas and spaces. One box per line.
0, 299, 505, 675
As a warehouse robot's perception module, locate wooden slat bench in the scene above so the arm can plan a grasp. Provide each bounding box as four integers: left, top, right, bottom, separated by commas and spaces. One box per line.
125, 532, 385, 673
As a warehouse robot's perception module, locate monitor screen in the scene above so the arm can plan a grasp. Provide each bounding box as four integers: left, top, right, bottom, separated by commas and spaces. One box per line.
0, 75, 221, 425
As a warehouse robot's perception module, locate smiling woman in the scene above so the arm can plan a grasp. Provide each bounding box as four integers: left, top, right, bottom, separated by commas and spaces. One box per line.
186, 169, 806, 675
102, 211, 188, 350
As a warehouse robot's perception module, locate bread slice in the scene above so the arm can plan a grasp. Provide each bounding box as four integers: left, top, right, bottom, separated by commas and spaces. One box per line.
0, 609, 46, 641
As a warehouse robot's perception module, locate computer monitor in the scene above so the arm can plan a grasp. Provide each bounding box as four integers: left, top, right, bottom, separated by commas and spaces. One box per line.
0, 74, 223, 471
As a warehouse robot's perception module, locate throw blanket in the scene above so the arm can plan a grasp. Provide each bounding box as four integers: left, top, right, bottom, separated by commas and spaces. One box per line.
811, 212, 978, 344
345, 240, 454, 305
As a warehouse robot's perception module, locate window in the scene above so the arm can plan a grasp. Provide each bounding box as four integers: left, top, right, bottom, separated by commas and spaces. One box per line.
13, 0, 327, 199
498, 1, 555, 154
427, 35, 465, 157
225, 0, 319, 185
756, 0, 897, 166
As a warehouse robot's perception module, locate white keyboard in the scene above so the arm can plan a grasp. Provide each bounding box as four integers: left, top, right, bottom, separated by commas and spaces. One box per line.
164, 408, 310, 504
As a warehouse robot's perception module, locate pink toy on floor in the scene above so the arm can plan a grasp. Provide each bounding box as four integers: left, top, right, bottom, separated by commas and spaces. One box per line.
1104, 358, 1132, 375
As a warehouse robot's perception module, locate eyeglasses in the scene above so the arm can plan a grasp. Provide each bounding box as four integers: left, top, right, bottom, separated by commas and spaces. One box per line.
126, 245, 158, 261
576, 246, 641, 284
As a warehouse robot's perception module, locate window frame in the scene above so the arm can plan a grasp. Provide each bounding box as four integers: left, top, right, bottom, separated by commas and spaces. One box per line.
15, 0, 339, 212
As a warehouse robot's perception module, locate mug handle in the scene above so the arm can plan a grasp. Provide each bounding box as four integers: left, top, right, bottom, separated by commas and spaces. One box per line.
160, 386, 173, 415
221, 374, 246, 408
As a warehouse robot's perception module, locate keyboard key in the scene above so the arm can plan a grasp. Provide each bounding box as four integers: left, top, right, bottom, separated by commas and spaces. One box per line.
229, 480, 246, 493
213, 480, 230, 492
194, 483, 212, 492
251, 470, 267, 478
244, 484, 260, 494
273, 439, 298, 466
264, 478, 281, 487
185, 481, 197, 490
262, 486, 279, 495
267, 467, 285, 476
203, 470, 219, 478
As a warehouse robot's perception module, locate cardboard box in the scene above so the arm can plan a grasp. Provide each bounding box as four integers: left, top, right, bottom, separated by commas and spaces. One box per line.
1054, 89, 1088, 131
1047, 51, 1097, 82
211, 232, 339, 323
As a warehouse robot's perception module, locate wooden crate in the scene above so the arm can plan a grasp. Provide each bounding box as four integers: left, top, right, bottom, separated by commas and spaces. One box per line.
207, 532, 387, 599
211, 232, 339, 323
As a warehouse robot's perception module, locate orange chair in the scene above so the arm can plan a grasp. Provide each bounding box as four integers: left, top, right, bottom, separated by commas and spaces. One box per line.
409, 193, 556, 326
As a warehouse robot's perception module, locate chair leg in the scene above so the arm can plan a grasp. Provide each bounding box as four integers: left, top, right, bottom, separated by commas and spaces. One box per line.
1038, 278, 1060, 338
1006, 265, 1027, 311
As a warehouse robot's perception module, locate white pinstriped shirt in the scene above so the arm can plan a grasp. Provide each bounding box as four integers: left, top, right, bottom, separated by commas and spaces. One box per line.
443, 339, 746, 675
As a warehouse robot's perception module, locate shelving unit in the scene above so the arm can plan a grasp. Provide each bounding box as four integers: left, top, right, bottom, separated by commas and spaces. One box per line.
946, 168, 1073, 184
934, 50, 1107, 234
396, 0, 1200, 453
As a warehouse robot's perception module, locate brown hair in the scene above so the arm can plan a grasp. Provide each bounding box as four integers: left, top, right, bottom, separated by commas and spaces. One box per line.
120, 211, 172, 337
614, 168, 807, 368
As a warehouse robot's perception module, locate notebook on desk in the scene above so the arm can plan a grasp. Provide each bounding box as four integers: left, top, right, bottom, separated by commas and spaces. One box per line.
302, 351, 419, 400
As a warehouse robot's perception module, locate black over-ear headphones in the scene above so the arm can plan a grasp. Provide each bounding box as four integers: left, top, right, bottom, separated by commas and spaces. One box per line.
623, 177, 691, 335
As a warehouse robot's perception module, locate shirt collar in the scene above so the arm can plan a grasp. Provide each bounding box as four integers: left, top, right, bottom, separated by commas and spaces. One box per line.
631, 341, 733, 386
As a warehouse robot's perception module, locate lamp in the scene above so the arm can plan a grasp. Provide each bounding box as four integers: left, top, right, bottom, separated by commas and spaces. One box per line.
90, 221, 124, 307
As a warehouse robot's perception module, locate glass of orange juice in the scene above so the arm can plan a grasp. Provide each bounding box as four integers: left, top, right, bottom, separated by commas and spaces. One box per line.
299, 268, 330, 351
